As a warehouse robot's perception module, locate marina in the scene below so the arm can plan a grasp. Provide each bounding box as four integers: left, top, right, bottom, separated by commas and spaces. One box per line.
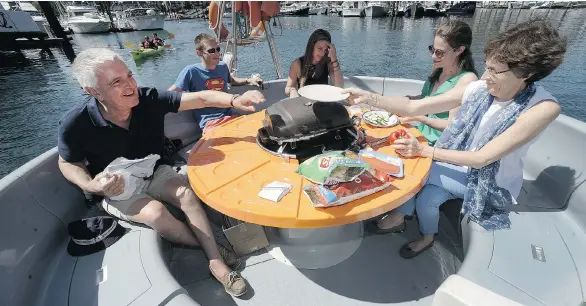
2, 2, 586, 306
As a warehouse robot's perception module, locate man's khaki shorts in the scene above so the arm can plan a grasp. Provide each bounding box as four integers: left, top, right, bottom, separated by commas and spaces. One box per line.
100, 165, 180, 221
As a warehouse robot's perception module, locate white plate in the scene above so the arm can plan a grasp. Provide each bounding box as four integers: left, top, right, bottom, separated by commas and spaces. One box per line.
362, 110, 399, 127
297, 84, 350, 102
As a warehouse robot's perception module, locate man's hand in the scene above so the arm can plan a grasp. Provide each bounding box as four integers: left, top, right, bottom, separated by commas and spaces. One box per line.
232, 90, 265, 112
86, 172, 125, 198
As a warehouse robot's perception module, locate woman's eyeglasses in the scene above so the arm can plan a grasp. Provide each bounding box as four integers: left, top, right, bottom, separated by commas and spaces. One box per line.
428, 45, 455, 58
485, 67, 510, 77
203, 47, 221, 54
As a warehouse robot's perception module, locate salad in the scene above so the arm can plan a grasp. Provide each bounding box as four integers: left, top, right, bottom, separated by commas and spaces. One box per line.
363, 111, 397, 127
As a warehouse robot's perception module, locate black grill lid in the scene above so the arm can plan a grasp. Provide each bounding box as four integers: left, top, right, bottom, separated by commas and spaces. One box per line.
264, 97, 352, 142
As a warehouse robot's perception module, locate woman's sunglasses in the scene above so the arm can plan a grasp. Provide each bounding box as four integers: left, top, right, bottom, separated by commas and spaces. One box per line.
428, 45, 455, 58
203, 47, 221, 54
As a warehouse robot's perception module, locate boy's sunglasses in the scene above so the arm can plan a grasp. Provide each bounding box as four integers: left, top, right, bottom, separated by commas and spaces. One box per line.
203, 47, 221, 54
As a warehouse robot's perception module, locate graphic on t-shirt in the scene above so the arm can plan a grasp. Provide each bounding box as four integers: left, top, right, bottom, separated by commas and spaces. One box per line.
204, 78, 225, 91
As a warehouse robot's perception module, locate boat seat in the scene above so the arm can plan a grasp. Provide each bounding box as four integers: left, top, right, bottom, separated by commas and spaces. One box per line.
0, 148, 200, 306
67, 220, 199, 306
455, 116, 586, 305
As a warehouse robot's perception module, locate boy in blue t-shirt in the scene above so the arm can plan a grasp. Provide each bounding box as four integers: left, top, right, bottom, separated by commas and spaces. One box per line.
169, 33, 263, 134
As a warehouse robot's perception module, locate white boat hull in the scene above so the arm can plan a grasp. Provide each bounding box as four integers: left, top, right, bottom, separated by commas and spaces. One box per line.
342, 8, 363, 17
365, 5, 386, 17
67, 20, 110, 34
126, 15, 166, 30
308, 7, 327, 15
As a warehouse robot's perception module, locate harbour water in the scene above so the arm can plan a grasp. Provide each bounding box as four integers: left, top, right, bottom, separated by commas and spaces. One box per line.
1, 9, 586, 179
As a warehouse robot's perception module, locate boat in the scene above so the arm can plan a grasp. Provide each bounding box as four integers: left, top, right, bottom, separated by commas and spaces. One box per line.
342, 1, 365, 17
2, 4, 586, 306
62, 5, 110, 34
0, 0, 46, 47
130, 46, 164, 61
280, 2, 310, 16
364, 1, 386, 17
119, 8, 166, 30
444, 1, 476, 15
308, 6, 327, 15
405, 2, 425, 18
1, 1, 48, 33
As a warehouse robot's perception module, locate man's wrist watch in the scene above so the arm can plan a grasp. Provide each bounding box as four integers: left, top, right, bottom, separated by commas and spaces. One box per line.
230, 94, 239, 107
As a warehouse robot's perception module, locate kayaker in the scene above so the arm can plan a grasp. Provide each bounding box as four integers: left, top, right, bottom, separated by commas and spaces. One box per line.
168, 33, 263, 135
152, 33, 164, 47
141, 36, 156, 49
285, 29, 344, 98
59, 48, 265, 296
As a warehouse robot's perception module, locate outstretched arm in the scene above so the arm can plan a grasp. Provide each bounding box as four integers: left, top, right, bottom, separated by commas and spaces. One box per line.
393, 100, 560, 169
343, 73, 477, 116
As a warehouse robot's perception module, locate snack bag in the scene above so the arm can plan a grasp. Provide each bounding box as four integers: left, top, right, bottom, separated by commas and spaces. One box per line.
296, 151, 370, 185
303, 169, 392, 208
358, 150, 404, 178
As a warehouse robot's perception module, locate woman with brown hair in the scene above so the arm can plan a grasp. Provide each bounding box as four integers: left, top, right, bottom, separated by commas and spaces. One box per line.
404, 20, 478, 146
344, 19, 567, 258
285, 29, 344, 98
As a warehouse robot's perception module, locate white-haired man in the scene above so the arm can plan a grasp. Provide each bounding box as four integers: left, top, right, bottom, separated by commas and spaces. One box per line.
58, 48, 264, 297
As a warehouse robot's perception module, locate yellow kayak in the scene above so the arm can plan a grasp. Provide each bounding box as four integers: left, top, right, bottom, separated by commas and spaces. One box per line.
130, 46, 164, 61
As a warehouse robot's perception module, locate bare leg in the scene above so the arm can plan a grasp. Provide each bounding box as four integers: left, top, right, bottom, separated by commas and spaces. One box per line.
125, 197, 201, 247
161, 178, 230, 276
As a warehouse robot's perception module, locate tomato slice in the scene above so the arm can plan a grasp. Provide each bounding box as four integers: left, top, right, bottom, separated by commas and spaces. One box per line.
388, 129, 410, 144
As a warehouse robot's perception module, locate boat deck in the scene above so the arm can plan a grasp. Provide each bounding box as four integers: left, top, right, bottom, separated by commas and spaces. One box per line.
166, 207, 463, 306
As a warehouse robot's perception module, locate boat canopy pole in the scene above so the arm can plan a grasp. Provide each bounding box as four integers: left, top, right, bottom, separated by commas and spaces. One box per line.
231, 1, 237, 77
221, 1, 282, 79
264, 20, 283, 79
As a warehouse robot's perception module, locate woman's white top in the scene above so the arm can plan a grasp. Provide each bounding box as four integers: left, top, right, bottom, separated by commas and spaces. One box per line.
461, 80, 557, 200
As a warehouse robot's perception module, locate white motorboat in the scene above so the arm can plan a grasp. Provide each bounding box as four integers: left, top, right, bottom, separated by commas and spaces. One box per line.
119, 8, 166, 30
364, 1, 386, 17
342, 1, 365, 17
63, 5, 110, 34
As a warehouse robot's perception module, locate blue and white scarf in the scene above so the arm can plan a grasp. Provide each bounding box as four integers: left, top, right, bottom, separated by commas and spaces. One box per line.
435, 82, 537, 230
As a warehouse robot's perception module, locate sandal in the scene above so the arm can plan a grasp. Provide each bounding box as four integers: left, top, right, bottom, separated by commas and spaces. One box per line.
365, 220, 406, 235
399, 239, 434, 259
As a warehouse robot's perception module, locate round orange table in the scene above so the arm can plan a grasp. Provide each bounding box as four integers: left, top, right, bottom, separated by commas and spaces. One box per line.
187, 109, 432, 269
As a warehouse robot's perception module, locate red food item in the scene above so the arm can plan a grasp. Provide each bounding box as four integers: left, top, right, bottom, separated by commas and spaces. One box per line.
389, 129, 410, 143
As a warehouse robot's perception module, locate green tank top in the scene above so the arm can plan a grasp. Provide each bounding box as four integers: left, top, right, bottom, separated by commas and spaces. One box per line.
417, 71, 473, 146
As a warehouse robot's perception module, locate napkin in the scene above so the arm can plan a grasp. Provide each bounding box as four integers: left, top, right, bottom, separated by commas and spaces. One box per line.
258, 181, 293, 202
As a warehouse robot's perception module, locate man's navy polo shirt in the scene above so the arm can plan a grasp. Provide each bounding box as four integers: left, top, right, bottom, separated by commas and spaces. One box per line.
58, 87, 182, 176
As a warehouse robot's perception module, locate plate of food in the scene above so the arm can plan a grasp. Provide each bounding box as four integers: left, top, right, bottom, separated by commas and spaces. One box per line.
297, 84, 350, 102
362, 110, 399, 127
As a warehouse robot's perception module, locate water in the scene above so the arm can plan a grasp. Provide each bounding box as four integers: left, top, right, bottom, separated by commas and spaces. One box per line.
1, 9, 586, 179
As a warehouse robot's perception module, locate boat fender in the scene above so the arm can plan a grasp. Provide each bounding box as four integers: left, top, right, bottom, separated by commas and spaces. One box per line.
209, 1, 229, 41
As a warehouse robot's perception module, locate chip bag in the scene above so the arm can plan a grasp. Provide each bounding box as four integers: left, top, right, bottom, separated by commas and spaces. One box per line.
303, 169, 391, 208
358, 150, 404, 178
296, 151, 370, 185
